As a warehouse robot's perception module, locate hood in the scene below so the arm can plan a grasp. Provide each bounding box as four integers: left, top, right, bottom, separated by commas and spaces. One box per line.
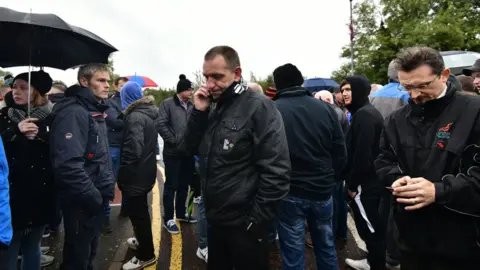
120, 96, 159, 120
345, 75, 371, 114
51, 85, 109, 118
48, 93, 65, 103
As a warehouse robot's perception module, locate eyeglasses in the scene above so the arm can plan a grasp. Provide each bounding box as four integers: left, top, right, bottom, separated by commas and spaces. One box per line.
398, 76, 440, 91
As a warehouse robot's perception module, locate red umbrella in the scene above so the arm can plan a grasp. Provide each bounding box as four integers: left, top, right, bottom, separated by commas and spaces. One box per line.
126, 75, 158, 88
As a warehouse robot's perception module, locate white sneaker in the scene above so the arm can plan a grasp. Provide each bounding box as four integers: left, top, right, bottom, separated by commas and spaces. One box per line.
127, 237, 139, 250
345, 258, 370, 270
196, 247, 208, 263
41, 246, 50, 254
122, 256, 156, 270
193, 196, 201, 204
41, 254, 54, 267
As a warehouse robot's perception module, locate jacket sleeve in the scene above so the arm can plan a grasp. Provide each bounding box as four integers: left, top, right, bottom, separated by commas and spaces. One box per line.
249, 100, 291, 224
346, 111, 381, 191
331, 111, 347, 180
0, 137, 12, 248
436, 117, 480, 217
185, 108, 209, 155
50, 109, 102, 215
120, 113, 144, 166
157, 101, 176, 145
375, 125, 405, 187
105, 103, 124, 130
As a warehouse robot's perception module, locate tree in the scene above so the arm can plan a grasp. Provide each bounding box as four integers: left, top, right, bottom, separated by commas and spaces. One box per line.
192, 70, 205, 90
332, 0, 480, 84
250, 73, 274, 92
107, 55, 121, 92
143, 88, 176, 106
0, 69, 12, 78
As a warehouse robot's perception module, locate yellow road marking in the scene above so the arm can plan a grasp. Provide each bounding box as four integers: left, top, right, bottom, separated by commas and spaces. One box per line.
145, 165, 163, 270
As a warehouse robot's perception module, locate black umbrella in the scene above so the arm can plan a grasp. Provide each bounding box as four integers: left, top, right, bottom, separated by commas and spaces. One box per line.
0, 7, 117, 70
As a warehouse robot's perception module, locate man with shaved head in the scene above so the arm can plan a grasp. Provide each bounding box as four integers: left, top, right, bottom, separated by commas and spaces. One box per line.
315, 90, 334, 104
248, 82, 264, 94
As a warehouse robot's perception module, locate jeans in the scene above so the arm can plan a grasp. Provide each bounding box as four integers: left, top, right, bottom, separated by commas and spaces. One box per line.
61, 201, 104, 270
196, 196, 208, 249
278, 195, 338, 270
332, 181, 348, 240
163, 155, 193, 221
104, 147, 126, 217
126, 193, 154, 261
2, 226, 44, 270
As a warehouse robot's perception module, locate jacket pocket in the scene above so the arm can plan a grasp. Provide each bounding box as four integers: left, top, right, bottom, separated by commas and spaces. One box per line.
217, 118, 251, 160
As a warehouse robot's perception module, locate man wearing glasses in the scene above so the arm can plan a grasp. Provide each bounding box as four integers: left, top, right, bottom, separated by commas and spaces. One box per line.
376, 46, 480, 269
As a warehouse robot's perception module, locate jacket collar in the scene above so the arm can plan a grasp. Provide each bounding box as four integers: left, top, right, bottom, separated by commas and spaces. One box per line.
273, 86, 311, 100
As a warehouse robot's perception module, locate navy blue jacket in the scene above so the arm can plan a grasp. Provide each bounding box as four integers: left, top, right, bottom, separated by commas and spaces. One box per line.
274, 87, 347, 201
50, 86, 115, 215
105, 92, 124, 147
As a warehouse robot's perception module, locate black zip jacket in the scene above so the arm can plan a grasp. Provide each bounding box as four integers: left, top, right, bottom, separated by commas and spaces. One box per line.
274, 87, 346, 201
344, 75, 384, 192
185, 84, 291, 229
158, 95, 192, 156
375, 82, 480, 259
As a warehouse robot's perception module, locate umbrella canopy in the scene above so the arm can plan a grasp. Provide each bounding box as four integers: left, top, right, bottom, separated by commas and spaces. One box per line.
303, 77, 339, 93
0, 7, 117, 70
441, 51, 480, 75
126, 75, 158, 88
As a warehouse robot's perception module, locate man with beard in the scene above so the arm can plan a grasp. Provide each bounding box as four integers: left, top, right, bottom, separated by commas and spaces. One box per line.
50, 63, 115, 269
185, 46, 291, 270
341, 75, 386, 270
376, 46, 480, 270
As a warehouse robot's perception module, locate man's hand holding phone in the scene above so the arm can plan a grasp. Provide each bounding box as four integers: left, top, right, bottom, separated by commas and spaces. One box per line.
193, 85, 211, 112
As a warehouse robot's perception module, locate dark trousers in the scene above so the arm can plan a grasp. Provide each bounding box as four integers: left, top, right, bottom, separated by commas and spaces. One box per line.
385, 197, 401, 265
350, 189, 387, 270
126, 193, 154, 261
332, 181, 348, 240
401, 252, 475, 270
163, 155, 193, 221
191, 169, 201, 198
207, 225, 269, 270
60, 202, 104, 270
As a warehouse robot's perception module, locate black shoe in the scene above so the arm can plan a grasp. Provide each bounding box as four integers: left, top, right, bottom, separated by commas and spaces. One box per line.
102, 217, 113, 234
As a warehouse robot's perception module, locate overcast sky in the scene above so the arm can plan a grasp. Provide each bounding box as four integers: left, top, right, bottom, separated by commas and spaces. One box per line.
5, 0, 352, 89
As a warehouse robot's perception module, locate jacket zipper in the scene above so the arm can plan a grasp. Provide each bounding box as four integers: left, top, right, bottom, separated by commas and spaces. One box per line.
389, 144, 404, 174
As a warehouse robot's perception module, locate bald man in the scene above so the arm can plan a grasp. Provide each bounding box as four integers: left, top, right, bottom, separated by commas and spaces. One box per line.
248, 82, 264, 94
314, 90, 334, 104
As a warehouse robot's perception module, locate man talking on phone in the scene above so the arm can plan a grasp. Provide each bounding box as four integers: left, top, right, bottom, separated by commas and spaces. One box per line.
185, 46, 291, 270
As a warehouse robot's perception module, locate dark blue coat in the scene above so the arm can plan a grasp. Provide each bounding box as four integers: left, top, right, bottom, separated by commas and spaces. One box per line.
50, 86, 114, 215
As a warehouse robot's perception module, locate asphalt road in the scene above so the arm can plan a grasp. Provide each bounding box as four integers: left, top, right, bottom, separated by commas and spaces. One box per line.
38, 163, 366, 270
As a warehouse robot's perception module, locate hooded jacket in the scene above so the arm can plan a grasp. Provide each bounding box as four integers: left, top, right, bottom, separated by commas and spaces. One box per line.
344, 75, 384, 192
50, 86, 115, 215
117, 96, 159, 197
0, 137, 11, 248
375, 80, 480, 259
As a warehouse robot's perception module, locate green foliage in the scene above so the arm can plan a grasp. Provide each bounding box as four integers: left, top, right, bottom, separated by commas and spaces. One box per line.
107, 56, 120, 92
143, 88, 176, 107
0, 69, 12, 77
332, 0, 480, 85
250, 73, 274, 92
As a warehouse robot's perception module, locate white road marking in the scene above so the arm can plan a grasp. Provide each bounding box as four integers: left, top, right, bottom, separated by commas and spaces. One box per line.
347, 212, 367, 252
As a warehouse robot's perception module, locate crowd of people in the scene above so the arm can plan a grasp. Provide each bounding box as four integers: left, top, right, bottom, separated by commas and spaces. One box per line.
0, 44, 479, 270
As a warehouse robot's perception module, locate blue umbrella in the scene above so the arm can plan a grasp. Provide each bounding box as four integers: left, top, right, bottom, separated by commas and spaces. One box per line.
303, 78, 339, 93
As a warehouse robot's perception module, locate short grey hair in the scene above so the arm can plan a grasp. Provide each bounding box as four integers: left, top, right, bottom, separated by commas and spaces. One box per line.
77, 63, 111, 83
387, 60, 400, 81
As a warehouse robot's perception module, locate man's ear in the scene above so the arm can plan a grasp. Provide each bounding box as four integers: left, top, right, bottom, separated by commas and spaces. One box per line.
441, 68, 451, 83
234, 67, 242, 81
79, 77, 89, 88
